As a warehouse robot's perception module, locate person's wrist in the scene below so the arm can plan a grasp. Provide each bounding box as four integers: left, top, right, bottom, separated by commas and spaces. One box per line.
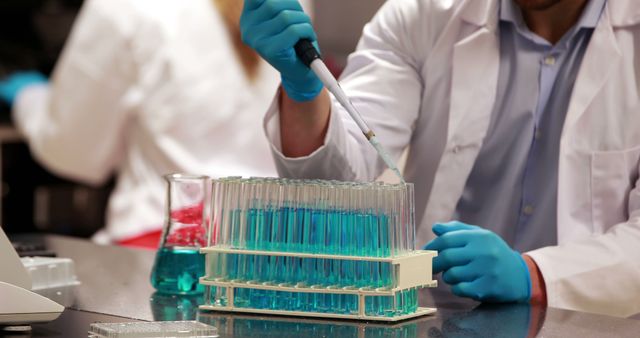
515, 251, 532, 302
523, 254, 547, 306
281, 75, 323, 102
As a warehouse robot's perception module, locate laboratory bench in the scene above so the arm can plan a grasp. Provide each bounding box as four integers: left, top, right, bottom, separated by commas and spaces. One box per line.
6, 234, 640, 338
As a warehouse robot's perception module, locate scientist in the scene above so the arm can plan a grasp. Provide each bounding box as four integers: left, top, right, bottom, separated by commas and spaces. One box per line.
240, 0, 640, 317
0, 0, 316, 246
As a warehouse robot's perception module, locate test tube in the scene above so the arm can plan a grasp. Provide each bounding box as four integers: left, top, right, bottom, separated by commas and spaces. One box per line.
400, 184, 410, 255
227, 179, 237, 243
274, 182, 285, 251
229, 179, 241, 248
406, 183, 416, 250
208, 179, 220, 247
206, 177, 421, 316
244, 180, 256, 250
211, 179, 224, 247
237, 179, 248, 250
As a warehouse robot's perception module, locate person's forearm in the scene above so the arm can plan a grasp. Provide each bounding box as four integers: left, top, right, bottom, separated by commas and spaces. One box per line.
280, 87, 331, 157
523, 254, 547, 306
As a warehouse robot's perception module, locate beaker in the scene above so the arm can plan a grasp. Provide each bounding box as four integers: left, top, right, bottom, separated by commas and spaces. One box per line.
150, 174, 210, 295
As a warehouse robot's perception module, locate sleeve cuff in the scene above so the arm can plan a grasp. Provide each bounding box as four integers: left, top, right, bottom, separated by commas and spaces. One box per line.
262, 89, 355, 180
12, 84, 50, 138
525, 248, 556, 307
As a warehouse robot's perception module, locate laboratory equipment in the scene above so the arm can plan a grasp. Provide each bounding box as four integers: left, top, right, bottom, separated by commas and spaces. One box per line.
88, 321, 218, 338
150, 292, 203, 321
150, 174, 209, 295
0, 226, 64, 325
294, 40, 405, 183
21, 256, 80, 290
199, 312, 420, 337
199, 177, 437, 321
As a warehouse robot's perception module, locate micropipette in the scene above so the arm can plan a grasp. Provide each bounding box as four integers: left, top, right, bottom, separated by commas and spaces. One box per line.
294, 40, 405, 183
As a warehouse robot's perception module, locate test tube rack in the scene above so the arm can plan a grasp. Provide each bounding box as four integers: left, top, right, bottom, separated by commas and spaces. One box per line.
198, 178, 437, 322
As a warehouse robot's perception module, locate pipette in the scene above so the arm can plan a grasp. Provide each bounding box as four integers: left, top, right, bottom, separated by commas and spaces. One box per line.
294, 40, 405, 183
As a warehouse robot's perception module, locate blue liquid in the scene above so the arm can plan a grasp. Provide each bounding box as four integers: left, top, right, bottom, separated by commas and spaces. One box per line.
240, 207, 395, 257
205, 286, 227, 307
151, 247, 205, 295
211, 254, 394, 289
364, 288, 418, 317
233, 288, 359, 314
208, 204, 418, 317
209, 315, 416, 337
219, 288, 420, 318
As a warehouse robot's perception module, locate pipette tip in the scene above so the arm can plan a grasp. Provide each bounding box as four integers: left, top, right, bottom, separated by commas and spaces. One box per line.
369, 136, 405, 184
393, 168, 406, 184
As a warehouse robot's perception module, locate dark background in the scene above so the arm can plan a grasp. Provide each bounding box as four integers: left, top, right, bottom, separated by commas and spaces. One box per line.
0, 0, 112, 238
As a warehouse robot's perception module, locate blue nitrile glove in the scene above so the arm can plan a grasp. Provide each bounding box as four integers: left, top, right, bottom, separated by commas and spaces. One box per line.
240, 0, 323, 102
0, 71, 48, 106
423, 221, 531, 303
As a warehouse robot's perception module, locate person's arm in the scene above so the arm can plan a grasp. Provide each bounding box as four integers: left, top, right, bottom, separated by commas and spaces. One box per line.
13, 0, 137, 185
524, 158, 640, 316
526, 193, 640, 317
279, 88, 330, 157
244, 0, 430, 181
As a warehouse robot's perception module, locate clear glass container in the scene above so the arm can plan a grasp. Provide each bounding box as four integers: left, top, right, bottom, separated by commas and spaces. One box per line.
150, 174, 210, 295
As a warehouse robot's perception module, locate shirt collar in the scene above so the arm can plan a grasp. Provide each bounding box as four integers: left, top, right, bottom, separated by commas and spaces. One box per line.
500, 0, 606, 31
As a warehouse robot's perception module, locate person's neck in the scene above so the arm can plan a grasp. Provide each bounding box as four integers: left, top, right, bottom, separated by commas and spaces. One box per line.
519, 0, 590, 45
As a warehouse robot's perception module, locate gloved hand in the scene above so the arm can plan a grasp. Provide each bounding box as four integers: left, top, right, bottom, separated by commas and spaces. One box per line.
0, 71, 48, 106
240, 0, 323, 102
423, 221, 531, 303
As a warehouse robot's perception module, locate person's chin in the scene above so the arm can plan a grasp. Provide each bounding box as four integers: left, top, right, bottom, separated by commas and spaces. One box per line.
513, 0, 563, 11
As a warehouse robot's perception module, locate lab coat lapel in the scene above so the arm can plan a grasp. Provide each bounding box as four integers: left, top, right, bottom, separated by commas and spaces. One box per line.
447, 30, 499, 146
418, 1, 500, 244
447, 0, 499, 145
562, 5, 622, 135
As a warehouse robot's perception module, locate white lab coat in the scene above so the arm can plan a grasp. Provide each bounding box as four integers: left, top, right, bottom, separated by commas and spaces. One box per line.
13, 0, 282, 242
264, 0, 640, 317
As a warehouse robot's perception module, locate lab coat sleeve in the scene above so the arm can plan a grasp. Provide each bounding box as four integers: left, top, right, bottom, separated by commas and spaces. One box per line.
13, 0, 138, 186
527, 179, 640, 317
264, 0, 427, 181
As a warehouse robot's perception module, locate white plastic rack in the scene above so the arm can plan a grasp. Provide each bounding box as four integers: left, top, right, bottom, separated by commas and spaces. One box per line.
199, 247, 437, 322
198, 177, 438, 321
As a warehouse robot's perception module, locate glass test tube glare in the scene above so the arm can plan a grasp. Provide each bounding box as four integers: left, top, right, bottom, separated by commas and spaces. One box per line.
208, 177, 416, 256
204, 177, 421, 317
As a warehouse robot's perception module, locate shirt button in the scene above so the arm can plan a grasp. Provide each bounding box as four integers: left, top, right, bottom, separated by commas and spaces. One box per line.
535, 130, 542, 140
544, 55, 556, 66
523, 205, 534, 215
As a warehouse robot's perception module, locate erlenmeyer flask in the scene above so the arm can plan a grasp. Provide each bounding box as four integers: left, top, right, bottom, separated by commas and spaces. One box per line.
150, 174, 209, 294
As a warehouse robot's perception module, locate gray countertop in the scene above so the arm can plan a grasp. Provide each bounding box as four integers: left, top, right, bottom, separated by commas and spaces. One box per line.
11, 234, 640, 338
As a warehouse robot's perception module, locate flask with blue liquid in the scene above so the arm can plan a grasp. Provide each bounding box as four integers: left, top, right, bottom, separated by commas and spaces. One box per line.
150, 174, 209, 295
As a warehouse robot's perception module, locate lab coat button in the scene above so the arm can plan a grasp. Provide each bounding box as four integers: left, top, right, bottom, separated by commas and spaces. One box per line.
523, 205, 534, 215
452, 146, 460, 154
544, 56, 556, 66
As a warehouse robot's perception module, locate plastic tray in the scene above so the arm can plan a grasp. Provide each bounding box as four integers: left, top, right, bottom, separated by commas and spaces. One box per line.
88, 321, 218, 338
21, 256, 80, 290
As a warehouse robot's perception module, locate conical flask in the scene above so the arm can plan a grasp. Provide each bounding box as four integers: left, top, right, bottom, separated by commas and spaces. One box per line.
150, 174, 209, 294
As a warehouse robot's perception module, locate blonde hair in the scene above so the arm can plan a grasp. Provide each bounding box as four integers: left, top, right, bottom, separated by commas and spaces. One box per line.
213, 0, 261, 81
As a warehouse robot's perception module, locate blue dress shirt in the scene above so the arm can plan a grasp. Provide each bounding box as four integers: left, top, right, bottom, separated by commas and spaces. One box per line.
454, 0, 606, 252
